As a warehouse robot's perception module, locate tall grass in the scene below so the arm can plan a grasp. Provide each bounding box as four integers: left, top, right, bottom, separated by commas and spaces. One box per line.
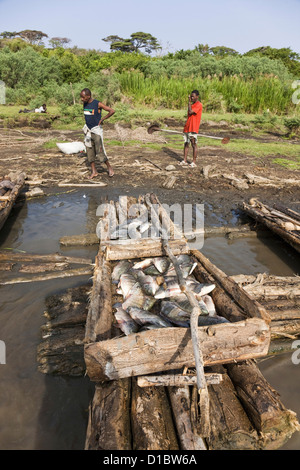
118, 72, 297, 114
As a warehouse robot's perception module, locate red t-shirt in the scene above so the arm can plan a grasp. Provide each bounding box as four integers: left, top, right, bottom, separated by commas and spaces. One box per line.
183, 101, 203, 133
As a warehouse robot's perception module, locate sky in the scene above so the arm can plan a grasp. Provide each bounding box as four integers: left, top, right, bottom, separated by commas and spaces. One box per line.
0, 0, 299, 55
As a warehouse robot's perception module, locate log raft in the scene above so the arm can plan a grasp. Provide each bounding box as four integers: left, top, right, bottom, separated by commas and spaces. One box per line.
242, 199, 300, 254
37, 193, 300, 450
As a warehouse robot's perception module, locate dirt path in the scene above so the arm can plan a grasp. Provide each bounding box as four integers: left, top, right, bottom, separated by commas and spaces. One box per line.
0, 125, 299, 227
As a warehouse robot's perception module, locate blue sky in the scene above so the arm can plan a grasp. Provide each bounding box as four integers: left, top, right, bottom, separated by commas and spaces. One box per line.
0, 0, 299, 54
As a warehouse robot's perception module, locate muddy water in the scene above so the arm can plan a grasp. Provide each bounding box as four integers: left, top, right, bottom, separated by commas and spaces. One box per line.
0, 189, 299, 450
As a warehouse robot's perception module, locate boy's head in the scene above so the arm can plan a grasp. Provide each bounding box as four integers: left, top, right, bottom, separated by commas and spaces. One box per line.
191, 90, 199, 102
80, 88, 92, 104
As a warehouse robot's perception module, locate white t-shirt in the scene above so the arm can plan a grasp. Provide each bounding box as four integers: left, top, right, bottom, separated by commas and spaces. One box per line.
35, 106, 45, 113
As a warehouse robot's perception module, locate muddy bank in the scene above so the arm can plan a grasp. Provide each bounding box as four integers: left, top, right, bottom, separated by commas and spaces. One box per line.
0, 125, 299, 228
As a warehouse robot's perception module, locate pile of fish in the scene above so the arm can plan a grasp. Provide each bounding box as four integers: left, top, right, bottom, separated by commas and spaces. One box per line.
112, 254, 229, 336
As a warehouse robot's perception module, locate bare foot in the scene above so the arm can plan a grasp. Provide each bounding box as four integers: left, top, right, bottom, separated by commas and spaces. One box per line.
89, 172, 99, 179
108, 168, 114, 177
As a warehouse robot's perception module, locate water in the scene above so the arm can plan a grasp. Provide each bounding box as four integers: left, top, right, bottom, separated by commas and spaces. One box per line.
0, 189, 299, 450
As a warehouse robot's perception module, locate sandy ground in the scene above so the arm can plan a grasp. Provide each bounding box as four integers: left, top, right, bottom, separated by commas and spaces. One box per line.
0, 121, 299, 226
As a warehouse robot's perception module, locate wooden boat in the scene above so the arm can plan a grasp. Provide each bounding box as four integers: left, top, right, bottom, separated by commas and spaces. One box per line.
242, 199, 300, 254
37, 193, 300, 450
0, 170, 26, 232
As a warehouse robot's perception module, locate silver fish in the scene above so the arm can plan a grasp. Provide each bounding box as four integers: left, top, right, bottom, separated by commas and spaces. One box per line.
114, 307, 139, 335
118, 273, 139, 299
202, 294, 217, 316
143, 265, 161, 276
174, 297, 209, 315
122, 290, 157, 311
132, 258, 154, 270
128, 307, 171, 327
111, 260, 132, 283
155, 277, 208, 299
160, 301, 228, 327
153, 257, 170, 274
130, 268, 159, 296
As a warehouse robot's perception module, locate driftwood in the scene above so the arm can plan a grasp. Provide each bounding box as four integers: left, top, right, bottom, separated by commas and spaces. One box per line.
225, 360, 300, 449
168, 386, 207, 450
0, 252, 92, 265
84, 318, 270, 382
0, 266, 92, 285
137, 373, 223, 387
60, 233, 99, 246
197, 366, 260, 450
131, 378, 179, 450
243, 200, 300, 254
0, 171, 26, 231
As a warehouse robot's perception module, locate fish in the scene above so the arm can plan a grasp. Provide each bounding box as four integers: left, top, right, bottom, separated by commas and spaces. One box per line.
118, 273, 139, 299
160, 301, 228, 327
164, 260, 197, 279
114, 307, 139, 335
154, 277, 215, 299
174, 297, 209, 315
122, 290, 157, 311
130, 268, 159, 296
202, 294, 217, 316
152, 257, 170, 274
132, 258, 154, 270
111, 260, 132, 283
128, 307, 171, 327
139, 221, 151, 234
143, 265, 161, 276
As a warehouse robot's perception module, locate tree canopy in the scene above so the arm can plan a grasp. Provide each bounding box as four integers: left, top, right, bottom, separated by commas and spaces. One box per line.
102, 32, 161, 54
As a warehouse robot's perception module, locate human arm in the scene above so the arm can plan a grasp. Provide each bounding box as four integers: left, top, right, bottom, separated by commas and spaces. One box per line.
98, 102, 115, 125
187, 95, 196, 116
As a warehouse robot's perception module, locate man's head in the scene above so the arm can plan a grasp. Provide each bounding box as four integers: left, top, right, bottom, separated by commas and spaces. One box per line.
80, 88, 92, 104
191, 90, 199, 102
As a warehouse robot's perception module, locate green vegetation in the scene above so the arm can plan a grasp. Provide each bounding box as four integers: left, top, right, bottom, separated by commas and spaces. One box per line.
0, 32, 299, 118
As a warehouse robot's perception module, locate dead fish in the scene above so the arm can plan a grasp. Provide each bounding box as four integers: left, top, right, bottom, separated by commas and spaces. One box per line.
160, 301, 228, 327
143, 265, 161, 276
139, 324, 166, 331
174, 297, 209, 315
114, 307, 139, 335
164, 261, 197, 278
128, 307, 171, 327
118, 273, 139, 299
111, 260, 132, 283
130, 268, 159, 296
202, 294, 217, 316
132, 258, 154, 270
122, 290, 156, 311
152, 257, 170, 274
155, 277, 213, 299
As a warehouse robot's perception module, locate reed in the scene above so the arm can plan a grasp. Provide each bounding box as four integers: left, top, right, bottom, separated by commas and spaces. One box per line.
118, 72, 298, 115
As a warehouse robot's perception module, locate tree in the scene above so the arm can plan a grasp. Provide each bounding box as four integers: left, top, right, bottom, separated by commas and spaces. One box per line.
102, 32, 161, 54
0, 31, 18, 39
244, 46, 300, 76
16, 30, 48, 45
209, 46, 239, 57
49, 37, 71, 48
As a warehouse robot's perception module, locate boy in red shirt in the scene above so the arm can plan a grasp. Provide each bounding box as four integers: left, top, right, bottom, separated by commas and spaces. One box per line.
180, 90, 203, 167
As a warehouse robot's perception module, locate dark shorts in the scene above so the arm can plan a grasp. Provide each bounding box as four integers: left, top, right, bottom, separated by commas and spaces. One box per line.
86, 132, 108, 164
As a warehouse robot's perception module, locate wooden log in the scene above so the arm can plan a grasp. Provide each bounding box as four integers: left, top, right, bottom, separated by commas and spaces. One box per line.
37, 326, 86, 376
85, 379, 132, 450
230, 274, 300, 286
192, 260, 247, 322
191, 250, 271, 323
137, 373, 223, 387
192, 366, 260, 450
131, 377, 179, 450
271, 319, 300, 339
168, 386, 207, 450
84, 250, 112, 343
84, 318, 270, 382
268, 308, 300, 321
18, 262, 69, 273
0, 252, 92, 265
0, 171, 26, 231
273, 204, 300, 224
226, 360, 300, 449
243, 202, 300, 254
104, 237, 189, 261
58, 182, 107, 187
238, 285, 300, 299
60, 233, 99, 246
0, 266, 92, 285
